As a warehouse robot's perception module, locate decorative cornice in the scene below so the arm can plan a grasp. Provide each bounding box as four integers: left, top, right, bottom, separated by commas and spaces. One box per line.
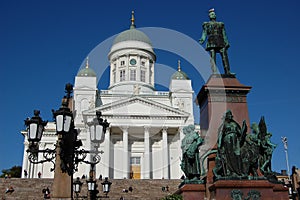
99, 114, 185, 120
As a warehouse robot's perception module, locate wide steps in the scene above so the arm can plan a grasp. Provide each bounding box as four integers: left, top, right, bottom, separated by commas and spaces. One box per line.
0, 178, 181, 200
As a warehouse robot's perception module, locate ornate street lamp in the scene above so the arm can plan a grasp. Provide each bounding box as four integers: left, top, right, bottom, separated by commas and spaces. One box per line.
86, 176, 112, 199
101, 177, 112, 197
23, 83, 109, 174
24, 110, 55, 165
87, 177, 98, 200
87, 179, 97, 191
25, 110, 48, 143
23, 83, 110, 199
88, 111, 109, 144
73, 177, 83, 199
52, 83, 73, 133
73, 177, 83, 193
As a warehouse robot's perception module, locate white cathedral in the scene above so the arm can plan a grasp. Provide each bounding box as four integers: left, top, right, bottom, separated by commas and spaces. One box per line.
21, 13, 197, 180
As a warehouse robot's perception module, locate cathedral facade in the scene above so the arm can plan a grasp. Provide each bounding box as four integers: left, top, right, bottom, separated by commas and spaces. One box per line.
21, 14, 196, 180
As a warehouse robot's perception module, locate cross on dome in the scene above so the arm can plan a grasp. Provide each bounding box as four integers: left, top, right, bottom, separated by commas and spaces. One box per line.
85, 57, 89, 69
130, 11, 136, 29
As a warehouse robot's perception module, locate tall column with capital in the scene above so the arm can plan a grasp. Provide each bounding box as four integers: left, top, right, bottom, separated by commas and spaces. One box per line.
103, 128, 111, 178
144, 126, 150, 179
122, 126, 129, 179
162, 127, 169, 179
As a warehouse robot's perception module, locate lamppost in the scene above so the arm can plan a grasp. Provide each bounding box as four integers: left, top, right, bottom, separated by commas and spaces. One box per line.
72, 176, 112, 199
23, 83, 109, 199
281, 136, 290, 179
281, 136, 297, 200
73, 177, 83, 200
101, 177, 112, 197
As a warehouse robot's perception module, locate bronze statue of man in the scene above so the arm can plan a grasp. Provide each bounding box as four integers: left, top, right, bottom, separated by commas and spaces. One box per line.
199, 9, 233, 75
180, 125, 203, 183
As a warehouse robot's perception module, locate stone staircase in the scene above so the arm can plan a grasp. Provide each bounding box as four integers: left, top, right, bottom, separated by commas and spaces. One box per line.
0, 178, 53, 200
0, 178, 181, 200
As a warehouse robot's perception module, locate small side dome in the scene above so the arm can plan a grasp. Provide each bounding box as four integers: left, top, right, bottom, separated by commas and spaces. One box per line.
171, 60, 189, 80
77, 68, 96, 77
77, 57, 96, 77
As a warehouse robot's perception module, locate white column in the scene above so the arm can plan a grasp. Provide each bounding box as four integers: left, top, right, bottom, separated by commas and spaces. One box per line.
21, 142, 29, 178
29, 160, 35, 178
86, 129, 92, 177
103, 128, 110, 178
122, 126, 129, 179
37, 143, 45, 178
162, 127, 169, 179
179, 127, 184, 177
144, 126, 150, 179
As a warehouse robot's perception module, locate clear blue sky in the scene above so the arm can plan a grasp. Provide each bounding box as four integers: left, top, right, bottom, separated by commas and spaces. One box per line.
0, 0, 299, 175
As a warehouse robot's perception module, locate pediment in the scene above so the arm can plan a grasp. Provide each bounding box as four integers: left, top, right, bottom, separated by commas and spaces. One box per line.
83, 96, 189, 118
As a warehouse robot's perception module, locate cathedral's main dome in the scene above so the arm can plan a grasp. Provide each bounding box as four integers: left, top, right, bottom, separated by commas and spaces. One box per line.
112, 27, 152, 46
109, 11, 155, 59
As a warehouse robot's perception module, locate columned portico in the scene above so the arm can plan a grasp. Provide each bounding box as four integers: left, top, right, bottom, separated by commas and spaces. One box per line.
122, 126, 129, 179
144, 126, 150, 179
162, 127, 169, 179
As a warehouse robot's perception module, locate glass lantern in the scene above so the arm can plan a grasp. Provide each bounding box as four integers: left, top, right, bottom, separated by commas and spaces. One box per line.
53, 105, 73, 133
73, 177, 83, 194
101, 177, 112, 194
24, 110, 47, 142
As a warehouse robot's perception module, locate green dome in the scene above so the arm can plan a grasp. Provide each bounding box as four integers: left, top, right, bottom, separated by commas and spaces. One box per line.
171, 60, 189, 80
113, 27, 152, 46
171, 71, 189, 80
77, 68, 96, 77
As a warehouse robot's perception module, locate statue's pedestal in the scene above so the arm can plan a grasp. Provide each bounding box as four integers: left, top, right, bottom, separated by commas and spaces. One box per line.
197, 74, 252, 135
209, 180, 288, 200
177, 74, 290, 199
197, 74, 252, 185
176, 184, 206, 200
